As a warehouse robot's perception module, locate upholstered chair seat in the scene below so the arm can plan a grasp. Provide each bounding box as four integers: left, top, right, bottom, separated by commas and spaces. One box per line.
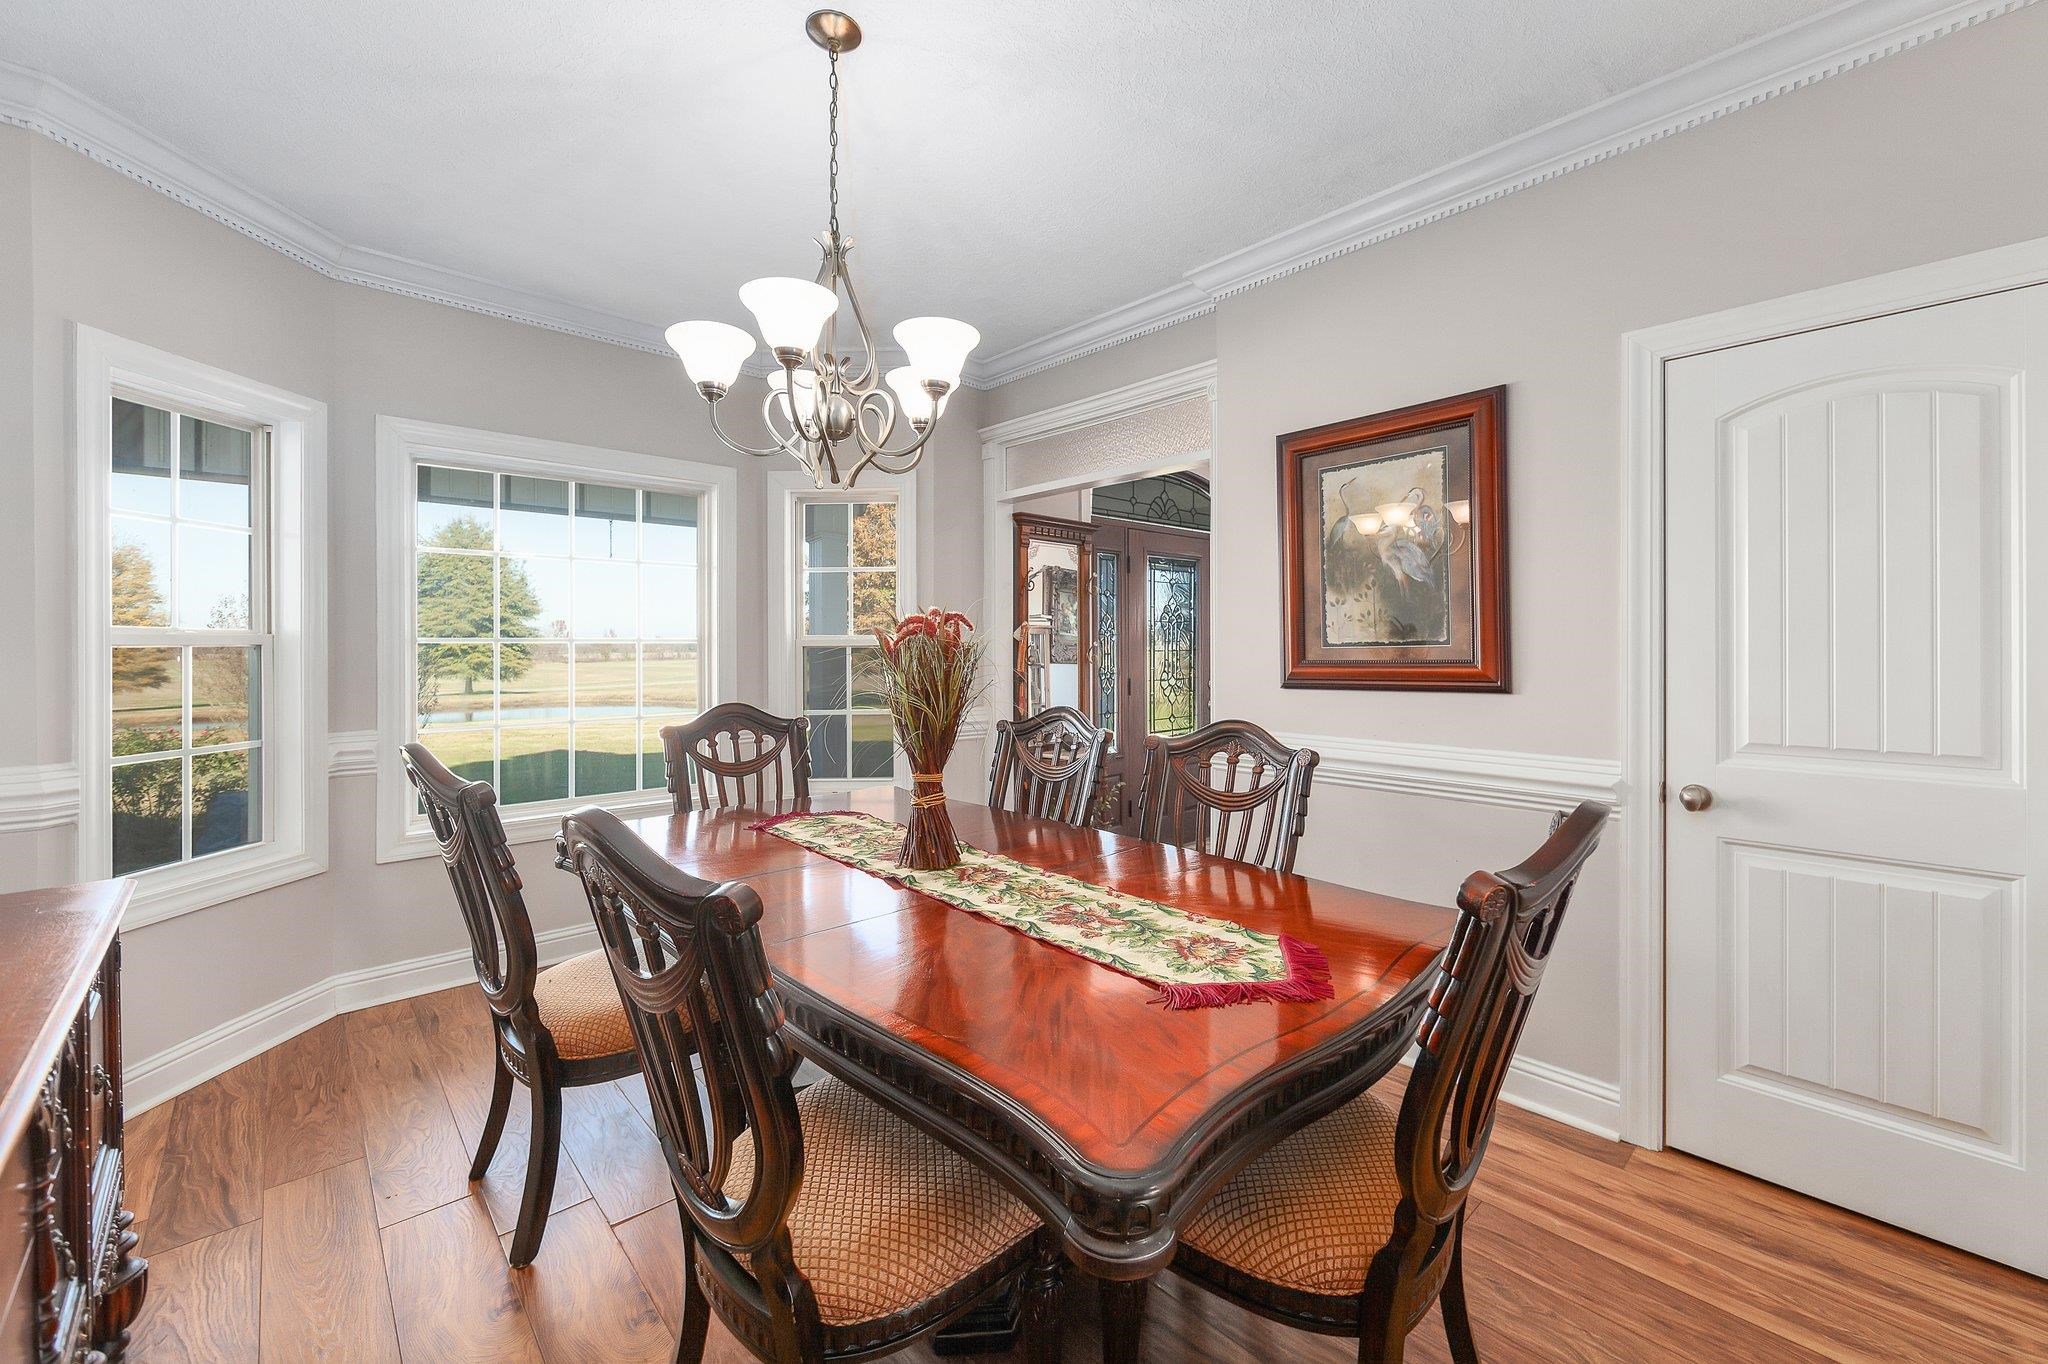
528, 950, 639, 1060
1178, 1089, 1403, 1299
721, 1075, 1040, 1327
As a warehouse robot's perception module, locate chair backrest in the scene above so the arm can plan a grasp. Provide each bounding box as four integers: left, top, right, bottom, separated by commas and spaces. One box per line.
662, 703, 812, 813
988, 706, 1109, 827
400, 744, 539, 1024
558, 807, 816, 1338
1379, 802, 1608, 1304
1134, 720, 1319, 872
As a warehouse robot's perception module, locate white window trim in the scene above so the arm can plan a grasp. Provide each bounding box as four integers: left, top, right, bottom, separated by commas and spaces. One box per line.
376, 416, 739, 862
74, 325, 330, 929
764, 470, 919, 791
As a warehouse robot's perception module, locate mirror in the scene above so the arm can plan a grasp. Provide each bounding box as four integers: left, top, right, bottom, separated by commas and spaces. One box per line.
1013, 514, 1094, 719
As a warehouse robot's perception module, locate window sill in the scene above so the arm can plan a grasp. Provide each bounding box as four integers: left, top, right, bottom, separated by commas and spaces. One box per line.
377, 790, 679, 865
122, 844, 330, 930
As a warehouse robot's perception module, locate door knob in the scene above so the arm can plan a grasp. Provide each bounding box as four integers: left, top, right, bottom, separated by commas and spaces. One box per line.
1677, 784, 1713, 812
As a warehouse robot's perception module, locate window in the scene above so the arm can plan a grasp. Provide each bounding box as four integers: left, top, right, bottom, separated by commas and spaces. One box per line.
76, 328, 328, 925
768, 472, 917, 789
413, 468, 703, 803
107, 398, 267, 874
799, 500, 901, 782
379, 419, 737, 860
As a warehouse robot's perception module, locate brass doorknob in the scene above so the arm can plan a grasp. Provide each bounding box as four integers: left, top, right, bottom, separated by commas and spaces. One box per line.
1677, 784, 1713, 812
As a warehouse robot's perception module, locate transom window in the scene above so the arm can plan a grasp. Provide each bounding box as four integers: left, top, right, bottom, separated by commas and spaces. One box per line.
107, 396, 268, 875
798, 500, 900, 782
411, 466, 704, 806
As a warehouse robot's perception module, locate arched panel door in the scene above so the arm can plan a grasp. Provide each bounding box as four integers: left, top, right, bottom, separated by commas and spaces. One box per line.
1664, 284, 2047, 1274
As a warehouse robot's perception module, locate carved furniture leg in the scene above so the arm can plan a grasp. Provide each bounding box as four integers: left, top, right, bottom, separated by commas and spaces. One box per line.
507, 1069, 562, 1267
672, 1216, 711, 1364
1439, 1219, 1478, 1364
470, 1046, 514, 1180
1021, 1230, 1065, 1364
1097, 1274, 1151, 1364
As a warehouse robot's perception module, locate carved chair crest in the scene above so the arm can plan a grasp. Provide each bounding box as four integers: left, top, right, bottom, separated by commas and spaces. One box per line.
1135, 719, 1319, 872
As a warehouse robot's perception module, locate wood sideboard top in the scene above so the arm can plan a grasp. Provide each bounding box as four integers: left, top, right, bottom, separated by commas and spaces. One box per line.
0, 879, 130, 1151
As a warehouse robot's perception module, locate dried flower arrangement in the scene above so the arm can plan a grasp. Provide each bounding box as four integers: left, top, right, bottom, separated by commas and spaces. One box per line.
872, 607, 985, 869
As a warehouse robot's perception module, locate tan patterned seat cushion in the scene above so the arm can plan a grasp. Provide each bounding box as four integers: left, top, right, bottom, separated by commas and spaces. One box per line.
1180, 1089, 1402, 1297
531, 950, 635, 1060
722, 1075, 1039, 1325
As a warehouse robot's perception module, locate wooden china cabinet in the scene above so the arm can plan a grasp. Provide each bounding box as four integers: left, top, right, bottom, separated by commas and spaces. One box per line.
0, 881, 146, 1364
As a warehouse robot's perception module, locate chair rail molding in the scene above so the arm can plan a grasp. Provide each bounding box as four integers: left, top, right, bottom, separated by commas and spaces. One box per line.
328, 729, 380, 779
1278, 733, 1622, 816
10, 4, 2025, 389
0, 762, 83, 833
1618, 229, 2048, 1153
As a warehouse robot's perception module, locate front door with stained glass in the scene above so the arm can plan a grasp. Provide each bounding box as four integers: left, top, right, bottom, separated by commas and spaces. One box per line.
1086, 521, 1209, 831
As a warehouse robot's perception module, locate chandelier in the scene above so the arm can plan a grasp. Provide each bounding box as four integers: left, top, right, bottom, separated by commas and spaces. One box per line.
665, 10, 979, 488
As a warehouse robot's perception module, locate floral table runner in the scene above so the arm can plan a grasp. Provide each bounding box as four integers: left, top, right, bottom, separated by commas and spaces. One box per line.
751, 811, 1332, 1009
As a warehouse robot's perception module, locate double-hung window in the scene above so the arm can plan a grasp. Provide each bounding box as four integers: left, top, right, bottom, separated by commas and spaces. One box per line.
772, 473, 917, 787
379, 420, 737, 859
107, 398, 267, 874
76, 328, 328, 924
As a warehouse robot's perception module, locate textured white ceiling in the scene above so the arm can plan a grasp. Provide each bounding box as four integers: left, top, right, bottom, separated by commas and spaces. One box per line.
0, 0, 1841, 361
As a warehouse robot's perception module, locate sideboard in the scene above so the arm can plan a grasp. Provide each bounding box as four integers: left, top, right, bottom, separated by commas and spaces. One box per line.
0, 881, 145, 1363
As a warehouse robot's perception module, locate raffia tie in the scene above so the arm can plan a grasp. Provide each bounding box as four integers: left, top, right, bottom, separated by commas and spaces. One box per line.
911, 774, 947, 808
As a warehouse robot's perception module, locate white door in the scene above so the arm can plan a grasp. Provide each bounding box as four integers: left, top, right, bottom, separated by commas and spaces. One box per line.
1665, 285, 2048, 1273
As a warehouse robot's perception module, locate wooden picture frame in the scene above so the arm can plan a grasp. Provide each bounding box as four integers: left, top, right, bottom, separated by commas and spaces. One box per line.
1277, 386, 1508, 691
1012, 513, 1095, 718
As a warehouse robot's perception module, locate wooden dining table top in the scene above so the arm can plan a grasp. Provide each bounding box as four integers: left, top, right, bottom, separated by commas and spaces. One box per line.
625, 786, 1455, 1274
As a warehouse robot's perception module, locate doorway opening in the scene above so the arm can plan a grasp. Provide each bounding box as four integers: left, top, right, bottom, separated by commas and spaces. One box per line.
1010, 471, 1211, 831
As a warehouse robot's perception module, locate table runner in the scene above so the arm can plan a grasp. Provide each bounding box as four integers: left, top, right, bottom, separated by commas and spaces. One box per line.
752, 811, 1332, 1009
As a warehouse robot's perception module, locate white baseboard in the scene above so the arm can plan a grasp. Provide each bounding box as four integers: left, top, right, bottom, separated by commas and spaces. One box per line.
125, 921, 600, 1114
1499, 1056, 1626, 1142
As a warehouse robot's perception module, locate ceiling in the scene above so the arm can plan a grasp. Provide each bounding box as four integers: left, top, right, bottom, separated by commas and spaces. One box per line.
0, 0, 1862, 377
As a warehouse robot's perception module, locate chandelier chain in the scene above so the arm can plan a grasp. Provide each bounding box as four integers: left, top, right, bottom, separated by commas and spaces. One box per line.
826, 49, 841, 245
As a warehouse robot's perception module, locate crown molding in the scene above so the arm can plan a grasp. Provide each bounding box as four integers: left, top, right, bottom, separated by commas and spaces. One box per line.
3, 2, 2030, 392
970, 0, 2031, 389
0, 59, 671, 356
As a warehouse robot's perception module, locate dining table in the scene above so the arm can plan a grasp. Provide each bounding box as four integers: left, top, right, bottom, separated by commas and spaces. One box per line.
624, 786, 1456, 1363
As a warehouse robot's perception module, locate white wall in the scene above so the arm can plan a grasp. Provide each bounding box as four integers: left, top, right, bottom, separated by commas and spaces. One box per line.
0, 122, 985, 1085
978, 5, 2048, 1106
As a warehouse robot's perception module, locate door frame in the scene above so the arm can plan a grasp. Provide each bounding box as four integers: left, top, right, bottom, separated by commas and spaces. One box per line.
1619, 232, 2048, 1150
978, 361, 1218, 781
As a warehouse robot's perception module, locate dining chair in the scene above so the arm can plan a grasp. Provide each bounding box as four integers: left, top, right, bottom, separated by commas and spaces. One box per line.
1135, 719, 1320, 872
400, 744, 649, 1267
987, 705, 1110, 827
662, 702, 813, 812
1170, 801, 1611, 1363
558, 806, 1063, 1364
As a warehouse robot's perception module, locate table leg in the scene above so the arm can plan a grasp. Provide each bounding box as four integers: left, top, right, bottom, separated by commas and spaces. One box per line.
1097, 1275, 1151, 1364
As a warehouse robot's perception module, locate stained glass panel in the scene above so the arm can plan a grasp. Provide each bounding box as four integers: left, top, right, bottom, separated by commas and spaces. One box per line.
1094, 550, 1119, 750
1146, 554, 1200, 738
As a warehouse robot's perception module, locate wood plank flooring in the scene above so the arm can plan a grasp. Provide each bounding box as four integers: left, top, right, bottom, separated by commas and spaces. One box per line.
123, 986, 2045, 1362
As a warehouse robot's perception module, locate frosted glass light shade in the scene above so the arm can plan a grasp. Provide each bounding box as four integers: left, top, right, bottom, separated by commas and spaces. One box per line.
1376, 501, 1415, 528
885, 366, 952, 425
1447, 499, 1472, 525
740, 277, 838, 356
665, 321, 755, 390
892, 316, 980, 388
1347, 512, 1384, 535
767, 366, 821, 428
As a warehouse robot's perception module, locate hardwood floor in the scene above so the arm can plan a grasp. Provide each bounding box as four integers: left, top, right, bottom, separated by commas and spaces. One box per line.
124, 986, 2045, 1362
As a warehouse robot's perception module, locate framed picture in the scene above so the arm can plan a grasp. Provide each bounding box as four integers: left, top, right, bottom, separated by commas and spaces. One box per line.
1277, 386, 1508, 691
